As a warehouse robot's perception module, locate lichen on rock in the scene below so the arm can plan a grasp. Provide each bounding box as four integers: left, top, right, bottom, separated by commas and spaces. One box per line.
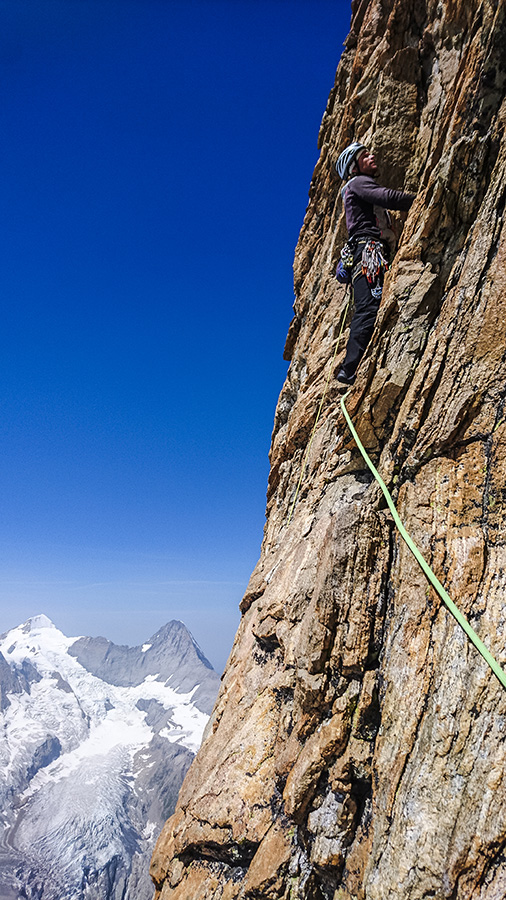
151, 1, 506, 897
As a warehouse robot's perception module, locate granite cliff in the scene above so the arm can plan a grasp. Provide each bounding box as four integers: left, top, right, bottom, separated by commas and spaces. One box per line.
151, 0, 506, 897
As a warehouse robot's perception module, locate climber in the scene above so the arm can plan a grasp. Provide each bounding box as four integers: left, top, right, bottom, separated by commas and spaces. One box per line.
335, 141, 416, 385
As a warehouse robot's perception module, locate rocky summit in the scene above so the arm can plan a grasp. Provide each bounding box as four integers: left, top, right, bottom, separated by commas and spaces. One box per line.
0, 615, 220, 900
151, 1, 506, 898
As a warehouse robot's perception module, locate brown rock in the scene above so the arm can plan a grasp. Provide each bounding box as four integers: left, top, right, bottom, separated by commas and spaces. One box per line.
242, 821, 293, 897
152, 1, 506, 897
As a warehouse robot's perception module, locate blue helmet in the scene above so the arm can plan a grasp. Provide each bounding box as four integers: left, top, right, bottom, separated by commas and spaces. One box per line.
335, 141, 368, 179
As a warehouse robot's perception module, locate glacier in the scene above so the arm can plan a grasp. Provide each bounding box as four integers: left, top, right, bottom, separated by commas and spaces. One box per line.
0, 614, 220, 900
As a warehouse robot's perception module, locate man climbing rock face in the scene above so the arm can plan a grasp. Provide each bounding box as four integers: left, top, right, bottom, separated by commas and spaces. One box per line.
335, 141, 416, 385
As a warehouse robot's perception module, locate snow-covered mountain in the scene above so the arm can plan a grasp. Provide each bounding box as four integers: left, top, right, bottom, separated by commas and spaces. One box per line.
0, 614, 221, 900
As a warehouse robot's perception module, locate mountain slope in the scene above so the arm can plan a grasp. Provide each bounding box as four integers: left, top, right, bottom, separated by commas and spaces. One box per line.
151, 1, 506, 898
0, 614, 220, 900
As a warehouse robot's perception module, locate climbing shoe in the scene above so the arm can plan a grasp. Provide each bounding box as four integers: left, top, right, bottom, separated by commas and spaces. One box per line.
336, 368, 356, 385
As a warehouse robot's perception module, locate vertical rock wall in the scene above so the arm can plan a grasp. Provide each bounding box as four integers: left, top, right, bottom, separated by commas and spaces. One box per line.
151, 0, 506, 897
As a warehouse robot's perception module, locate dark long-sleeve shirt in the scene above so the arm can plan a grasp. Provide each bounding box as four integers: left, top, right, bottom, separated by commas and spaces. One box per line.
342, 175, 415, 241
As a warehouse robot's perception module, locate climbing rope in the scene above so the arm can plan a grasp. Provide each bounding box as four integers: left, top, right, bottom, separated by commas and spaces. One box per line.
340, 390, 506, 690
284, 277, 504, 687
286, 294, 350, 526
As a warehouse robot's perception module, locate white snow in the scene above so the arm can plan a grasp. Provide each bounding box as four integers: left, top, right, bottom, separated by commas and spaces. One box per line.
0, 615, 215, 900
0, 617, 208, 795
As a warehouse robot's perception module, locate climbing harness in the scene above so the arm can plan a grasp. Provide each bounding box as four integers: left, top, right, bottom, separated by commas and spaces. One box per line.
286, 295, 351, 526
340, 390, 506, 691
361, 239, 389, 299
336, 239, 389, 294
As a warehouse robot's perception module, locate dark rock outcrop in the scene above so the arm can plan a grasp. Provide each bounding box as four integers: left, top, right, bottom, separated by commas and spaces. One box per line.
25, 736, 62, 782
0, 653, 20, 711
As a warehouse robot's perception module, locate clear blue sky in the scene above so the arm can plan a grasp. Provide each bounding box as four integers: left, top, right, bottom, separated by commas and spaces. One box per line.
0, 0, 350, 672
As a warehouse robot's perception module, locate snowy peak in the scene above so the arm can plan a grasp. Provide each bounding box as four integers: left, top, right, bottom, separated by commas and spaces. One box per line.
0, 613, 61, 647
68, 619, 219, 713
0, 616, 76, 675
21, 613, 56, 632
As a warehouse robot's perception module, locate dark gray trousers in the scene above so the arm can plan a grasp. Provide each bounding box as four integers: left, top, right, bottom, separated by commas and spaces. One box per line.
341, 244, 383, 378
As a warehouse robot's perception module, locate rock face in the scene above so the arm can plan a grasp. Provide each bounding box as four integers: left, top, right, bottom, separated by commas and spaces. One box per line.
0, 615, 220, 900
151, 1, 506, 898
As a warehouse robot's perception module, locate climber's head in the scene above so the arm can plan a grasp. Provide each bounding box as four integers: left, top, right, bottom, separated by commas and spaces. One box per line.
356, 149, 378, 177
335, 142, 367, 179
335, 141, 378, 179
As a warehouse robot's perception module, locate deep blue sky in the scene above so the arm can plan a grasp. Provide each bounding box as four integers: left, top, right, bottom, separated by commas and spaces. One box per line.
0, 0, 350, 672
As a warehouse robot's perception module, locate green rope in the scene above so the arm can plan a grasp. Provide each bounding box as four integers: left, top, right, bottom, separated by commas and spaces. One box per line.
286, 296, 350, 526
340, 390, 506, 690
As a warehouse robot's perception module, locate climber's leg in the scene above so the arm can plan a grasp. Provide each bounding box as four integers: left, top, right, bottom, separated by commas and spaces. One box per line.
338, 264, 381, 383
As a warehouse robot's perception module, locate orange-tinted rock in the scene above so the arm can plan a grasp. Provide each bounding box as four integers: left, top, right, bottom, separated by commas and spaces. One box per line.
152, 1, 506, 897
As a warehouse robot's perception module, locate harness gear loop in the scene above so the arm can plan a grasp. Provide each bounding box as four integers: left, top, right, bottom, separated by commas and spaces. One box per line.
286, 294, 351, 527
340, 389, 506, 691
361, 239, 388, 282
361, 239, 389, 299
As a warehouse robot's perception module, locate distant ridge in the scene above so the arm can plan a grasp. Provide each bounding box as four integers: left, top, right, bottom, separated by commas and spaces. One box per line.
69, 618, 218, 713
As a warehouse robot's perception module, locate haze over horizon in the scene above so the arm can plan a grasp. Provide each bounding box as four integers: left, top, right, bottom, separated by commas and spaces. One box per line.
0, 0, 351, 672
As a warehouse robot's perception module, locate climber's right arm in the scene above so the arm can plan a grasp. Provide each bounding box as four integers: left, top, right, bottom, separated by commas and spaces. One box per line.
352, 175, 415, 211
